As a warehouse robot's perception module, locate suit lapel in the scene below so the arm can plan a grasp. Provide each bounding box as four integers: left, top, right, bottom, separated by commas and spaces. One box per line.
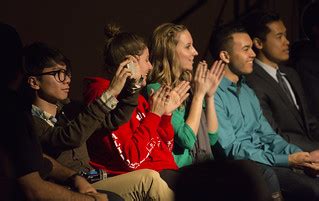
253, 63, 293, 106
281, 67, 308, 131
253, 63, 305, 129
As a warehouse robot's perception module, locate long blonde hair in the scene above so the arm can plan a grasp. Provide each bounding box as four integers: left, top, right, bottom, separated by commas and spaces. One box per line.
148, 23, 191, 87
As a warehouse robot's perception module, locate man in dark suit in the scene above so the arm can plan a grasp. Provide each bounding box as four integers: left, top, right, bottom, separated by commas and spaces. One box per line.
243, 11, 319, 151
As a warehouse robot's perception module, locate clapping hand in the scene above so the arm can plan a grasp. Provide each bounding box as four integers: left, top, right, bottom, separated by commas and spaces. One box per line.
193, 60, 225, 98
149, 86, 171, 116
206, 60, 225, 98
193, 61, 209, 97
164, 81, 190, 115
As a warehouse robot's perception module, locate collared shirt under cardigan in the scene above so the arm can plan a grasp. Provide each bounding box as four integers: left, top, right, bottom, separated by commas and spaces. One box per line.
214, 76, 302, 167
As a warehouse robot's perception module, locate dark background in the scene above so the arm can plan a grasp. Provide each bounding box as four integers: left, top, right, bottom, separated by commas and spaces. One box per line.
0, 0, 311, 100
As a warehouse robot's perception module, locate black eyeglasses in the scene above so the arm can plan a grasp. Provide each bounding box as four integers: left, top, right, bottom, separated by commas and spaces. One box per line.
36, 69, 72, 82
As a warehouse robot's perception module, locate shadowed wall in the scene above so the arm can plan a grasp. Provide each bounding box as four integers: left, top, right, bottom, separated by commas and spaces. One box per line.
0, 0, 304, 100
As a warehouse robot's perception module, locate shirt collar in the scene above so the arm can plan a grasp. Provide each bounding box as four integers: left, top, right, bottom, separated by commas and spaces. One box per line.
254, 58, 278, 81
31, 105, 57, 127
220, 76, 246, 92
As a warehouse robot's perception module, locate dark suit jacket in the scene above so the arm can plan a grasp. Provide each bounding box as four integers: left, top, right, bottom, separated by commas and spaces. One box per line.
246, 62, 319, 151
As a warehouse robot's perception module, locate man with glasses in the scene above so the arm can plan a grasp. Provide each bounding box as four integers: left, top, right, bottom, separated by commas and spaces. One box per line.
23, 42, 175, 201
1, 23, 109, 201
33, 68, 72, 82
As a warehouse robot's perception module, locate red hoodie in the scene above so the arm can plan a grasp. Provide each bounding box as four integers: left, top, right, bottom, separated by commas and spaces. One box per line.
83, 77, 178, 175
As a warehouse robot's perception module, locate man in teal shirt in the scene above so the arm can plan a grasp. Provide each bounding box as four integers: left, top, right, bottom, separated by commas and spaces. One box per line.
210, 22, 319, 200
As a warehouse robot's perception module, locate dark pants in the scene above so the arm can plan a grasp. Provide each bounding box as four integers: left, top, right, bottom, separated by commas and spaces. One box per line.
255, 163, 281, 194
173, 160, 272, 201
257, 163, 319, 201
272, 166, 319, 201
159, 169, 180, 191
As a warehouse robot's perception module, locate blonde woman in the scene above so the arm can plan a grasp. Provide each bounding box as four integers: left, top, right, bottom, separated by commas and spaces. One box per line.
147, 23, 224, 167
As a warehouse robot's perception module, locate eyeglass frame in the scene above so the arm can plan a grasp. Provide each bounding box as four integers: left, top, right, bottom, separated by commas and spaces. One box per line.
34, 69, 72, 82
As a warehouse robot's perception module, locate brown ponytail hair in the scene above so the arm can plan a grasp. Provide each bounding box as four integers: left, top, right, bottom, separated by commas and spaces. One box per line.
103, 24, 146, 75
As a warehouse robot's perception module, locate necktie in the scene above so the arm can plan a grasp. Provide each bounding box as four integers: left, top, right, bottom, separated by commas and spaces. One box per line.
276, 69, 294, 105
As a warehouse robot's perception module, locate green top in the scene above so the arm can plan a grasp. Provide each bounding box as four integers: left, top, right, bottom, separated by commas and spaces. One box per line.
147, 82, 218, 167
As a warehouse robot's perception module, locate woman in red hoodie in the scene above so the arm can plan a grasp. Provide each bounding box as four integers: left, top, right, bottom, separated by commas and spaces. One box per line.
83, 24, 190, 189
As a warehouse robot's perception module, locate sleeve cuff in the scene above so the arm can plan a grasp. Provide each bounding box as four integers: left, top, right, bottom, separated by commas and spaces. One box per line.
99, 90, 119, 110
147, 112, 162, 120
160, 114, 172, 126
274, 154, 289, 167
208, 131, 219, 145
141, 112, 162, 130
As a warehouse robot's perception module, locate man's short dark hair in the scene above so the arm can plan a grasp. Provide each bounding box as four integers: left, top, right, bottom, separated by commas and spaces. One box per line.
243, 10, 281, 41
209, 22, 247, 59
23, 42, 71, 76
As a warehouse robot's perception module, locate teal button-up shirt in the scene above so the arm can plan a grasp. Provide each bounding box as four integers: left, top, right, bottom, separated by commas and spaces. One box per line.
214, 77, 302, 167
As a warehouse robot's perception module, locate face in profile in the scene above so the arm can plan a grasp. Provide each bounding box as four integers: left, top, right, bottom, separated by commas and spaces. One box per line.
228, 32, 256, 75
137, 48, 152, 86
262, 20, 290, 63
34, 64, 71, 102
175, 30, 198, 72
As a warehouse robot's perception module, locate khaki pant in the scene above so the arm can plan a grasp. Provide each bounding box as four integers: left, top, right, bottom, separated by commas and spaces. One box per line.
92, 169, 174, 201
